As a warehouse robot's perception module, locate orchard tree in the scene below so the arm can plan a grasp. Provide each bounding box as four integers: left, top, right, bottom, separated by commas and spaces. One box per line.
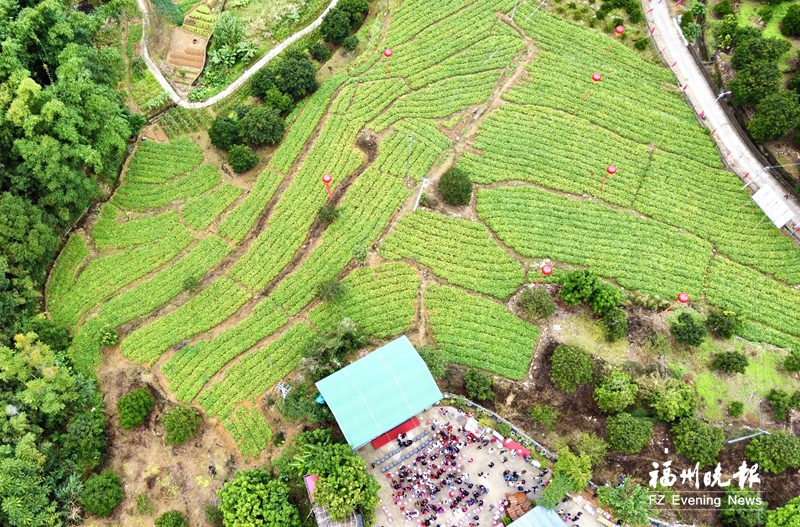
465, 369, 495, 401
321, 8, 352, 44
719, 487, 767, 527
250, 68, 277, 98
671, 417, 725, 468
748, 90, 800, 143
117, 387, 154, 430
218, 468, 300, 527
730, 63, 783, 107
338, 0, 370, 26
309, 444, 381, 523
606, 413, 653, 453
588, 282, 624, 316
553, 447, 592, 492
745, 430, 800, 474
208, 116, 240, 151
438, 167, 472, 205
550, 344, 594, 393
273, 49, 318, 99
558, 270, 600, 305
705, 309, 743, 339
781, 5, 800, 37
240, 105, 285, 145
644, 375, 698, 422
228, 145, 259, 173
82, 471, 125, 517
597, 478, 650, 527
670, 312, 707, 347
767, 496, 800, 527
594, 370, 638, 413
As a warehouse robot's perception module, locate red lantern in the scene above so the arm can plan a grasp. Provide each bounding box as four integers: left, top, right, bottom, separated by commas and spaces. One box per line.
322, 173, 332, 199
592, 72, 602, 82
663, 292, 690, 313
534, 264, 553, 286
384, 48, 393, 75
600, 165, 617, 191
615, 25, 625, 35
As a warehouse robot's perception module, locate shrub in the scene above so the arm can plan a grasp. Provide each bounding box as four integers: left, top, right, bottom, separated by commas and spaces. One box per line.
240, 105, 285, 145
250, 68, 276, 98
495, 421, 513, 437
745, 430, 800, 474
713, 0, 733, 17
228, 145, 258, 173
274, 49, 318, 99
205, 504, 224, 525
529, 405, 560, 432
82, 471, 124, 517
539, 473, 572, 509
464, 369, 494, 401
437, 167, 472, 205
553, 446, 592, 492
517, 288, 556, 320
342, 36, 359, 52
601, 307, 629, 342
308, 42, 331, 62
558, 270, 599, 305
588, 283, 623, 315
338, 0, 370, 25
593, 371, 638, 413
645, 376, 697, 422
643, 331, 671, 355
765, 388, 800, 421
262, 87, 293, 112
162, 405, 201, 445
784, 351, 800, 373
728, 401, 744, 418
670, 312, 707, 346
550, 344, 593, 393
712, 351, 749, 374
321, 8, 352, 44
606, 413, 653, 453
118, 387, 154, 430
418, 346, 448, 379
182, 275, 200, 292
318, 204, 339, 225
155, 511, 188, 527
719, 487, 767, 527
351, 243, 368, 263
781, 4, 800, 37
634, 37, 649, 50
317, 279, 345, 302
208, 116, 240, 150
671, 417, 725, 468
136, 493, 155, 515
575, 432, 608, 469
705, 309, 742, 339
100, 328, 118, 347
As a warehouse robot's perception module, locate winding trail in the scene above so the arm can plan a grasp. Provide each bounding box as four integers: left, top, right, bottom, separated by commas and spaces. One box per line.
134, 0, 340, 109
643, 0, 800, 239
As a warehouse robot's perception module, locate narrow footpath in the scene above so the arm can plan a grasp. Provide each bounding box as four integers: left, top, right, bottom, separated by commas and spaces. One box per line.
643, 0, 800, 238
134, 0, 340, 109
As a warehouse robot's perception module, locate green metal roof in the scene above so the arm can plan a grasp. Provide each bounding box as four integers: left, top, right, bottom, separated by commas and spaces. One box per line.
315, 336, 443, 448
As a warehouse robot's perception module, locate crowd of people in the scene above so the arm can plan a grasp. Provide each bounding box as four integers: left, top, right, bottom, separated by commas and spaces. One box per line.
376, 410, 552, 527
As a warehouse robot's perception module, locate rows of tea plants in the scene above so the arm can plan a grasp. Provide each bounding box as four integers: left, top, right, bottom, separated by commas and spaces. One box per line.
405, 23, 522, 91
370, 70, 501, 132
634, 151, 800, 285
223, 407, 272, 459
50, 227, 194, 326
162, 299, 288, 402
704, 257, 800, 339
476, 186, 711, 299
425, 285, 539, 380
738, 321, 800, 353
157, 107, 214, 138
268, 168, 410, 314
182, 184, 243, 230
94, 235, 233, 330
382, 0, 469, 48
340, 79, 409, 123
307, 263, 420, 338
268, 74, 347, 173
125, 138, 203, 184
375, 119, 450, 178
503, 49, 719, 167
199, 323, 315, 419
217, 169, 283, 243
380, 211, 524, 299
92, 207, 181, 249
114, 164, 221, 210
230, 114, 365, 290
130, 70, 170, 114
121, 276, 251, 364
460, 105, 651, 207
46, 234, 89, 310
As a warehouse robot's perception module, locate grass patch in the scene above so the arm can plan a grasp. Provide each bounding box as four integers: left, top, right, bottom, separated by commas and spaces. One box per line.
558, 310, 630, 364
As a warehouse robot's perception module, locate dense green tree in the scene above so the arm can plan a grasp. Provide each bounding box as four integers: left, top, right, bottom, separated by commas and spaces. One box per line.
539, 473, 573, 509
162, 406, 201, 445
250, 68, 277, 98
705, 309, 743, 339
218, 468, 301, 527
208, 116, 241, 151
601, 307, 629, 342
785, 351, 800, 373
309, 444, 381, 523
550, 344, 594, 393
438, 166, 472, 205
782, 5, 800, 37
606, 413, 653, 453
643, 375, 697, 422
211, 12, 246, 52
745, 430, 800, 474
273, 49, 318, 99
670, 312, 707, 346
730, 62, 783, 107
155, 511, 188, 527
731, 35, 791, 70
418, 345, 448, 379
588, 282, 623, 315
465, 369, 495, 401
228, 145, 259, 173
338, 0, 370, 26
748, 90, 800, 143
117, 387, 154, 430
308, 42, 332, 62
767, 496, 800, 527
728, 401, 745, 418
671, 417, 725, 468
302, 318, 367, 380
528, 405, 560, 432
597, 478, 650, 527
719, 487, 767, 527
82, 471, 124, 517
321, 8, 353, 44
63, 410, 107, 472
342, 36, 359, 52
594, 370, 638, 413
554, 447, 592, 492
712, 351, 749, 374
240, 105, 285, 145
558, 270, 600, 305
574, 432, 608, 469
262, 87, 294, 112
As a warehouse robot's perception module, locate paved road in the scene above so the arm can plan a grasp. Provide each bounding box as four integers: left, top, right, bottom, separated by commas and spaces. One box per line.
134, 0, 340, 109
643, 0, 800, 236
